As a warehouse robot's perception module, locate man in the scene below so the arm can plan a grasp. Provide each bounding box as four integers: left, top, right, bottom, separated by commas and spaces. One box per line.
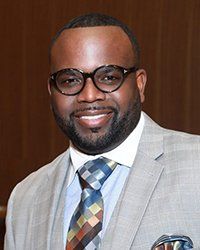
5, 13, 200, 250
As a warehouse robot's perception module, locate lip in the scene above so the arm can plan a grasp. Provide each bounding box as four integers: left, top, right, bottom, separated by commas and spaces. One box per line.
74, 109, 114, 128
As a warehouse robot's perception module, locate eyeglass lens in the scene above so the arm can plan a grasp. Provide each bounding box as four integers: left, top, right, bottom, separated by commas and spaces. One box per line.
56, 69, 83, 95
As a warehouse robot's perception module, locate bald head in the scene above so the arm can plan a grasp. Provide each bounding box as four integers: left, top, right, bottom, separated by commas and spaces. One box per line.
50, 26, 136, 74
50, 13, 140, 67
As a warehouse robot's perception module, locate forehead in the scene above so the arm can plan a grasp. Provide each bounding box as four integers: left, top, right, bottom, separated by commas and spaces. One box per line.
50, 26, 135, 72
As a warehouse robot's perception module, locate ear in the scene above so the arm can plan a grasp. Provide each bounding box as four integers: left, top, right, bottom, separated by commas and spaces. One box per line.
47, 78, 52, 95
135, 69, 147, 103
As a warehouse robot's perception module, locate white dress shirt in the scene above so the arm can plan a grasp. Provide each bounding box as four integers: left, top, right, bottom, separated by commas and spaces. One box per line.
63, 112, 145, 245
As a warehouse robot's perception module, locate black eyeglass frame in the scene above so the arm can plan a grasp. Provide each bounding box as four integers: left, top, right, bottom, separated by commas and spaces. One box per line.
49, 64, 138, 96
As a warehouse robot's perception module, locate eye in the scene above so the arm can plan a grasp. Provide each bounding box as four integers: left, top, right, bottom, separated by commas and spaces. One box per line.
60, 77, 81, 86
104, 75, 118, 81
57, 74, 83, 88
98, 73, 121, 85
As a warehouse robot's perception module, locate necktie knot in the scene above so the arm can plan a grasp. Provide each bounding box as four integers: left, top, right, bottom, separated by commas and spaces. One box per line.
78, 157, 117, 190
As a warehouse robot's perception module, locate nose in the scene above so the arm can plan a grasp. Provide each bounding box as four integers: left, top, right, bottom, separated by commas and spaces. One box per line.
77, 78, 106, 103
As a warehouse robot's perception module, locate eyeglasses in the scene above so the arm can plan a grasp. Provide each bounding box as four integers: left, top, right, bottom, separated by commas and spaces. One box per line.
49, 65, 138, 96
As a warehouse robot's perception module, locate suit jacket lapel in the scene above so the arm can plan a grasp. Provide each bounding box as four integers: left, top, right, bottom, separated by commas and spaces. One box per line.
102, 113, 165, 250
31, 151, 71, 250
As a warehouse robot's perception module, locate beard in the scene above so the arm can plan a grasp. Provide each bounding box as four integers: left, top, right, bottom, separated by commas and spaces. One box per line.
52, 92, 142, 155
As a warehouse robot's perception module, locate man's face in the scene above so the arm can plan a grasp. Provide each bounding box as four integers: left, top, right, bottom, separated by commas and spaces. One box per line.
49, 26, 146, 155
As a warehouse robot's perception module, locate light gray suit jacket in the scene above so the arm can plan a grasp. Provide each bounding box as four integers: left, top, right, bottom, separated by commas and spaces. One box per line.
4, 113, 200, 249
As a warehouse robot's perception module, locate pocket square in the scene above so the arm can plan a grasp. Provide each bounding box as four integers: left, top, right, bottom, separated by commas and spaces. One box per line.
151, 234, 193, 250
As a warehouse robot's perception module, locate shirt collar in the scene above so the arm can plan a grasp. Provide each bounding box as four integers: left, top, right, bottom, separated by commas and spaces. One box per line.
70, 112, 145, 171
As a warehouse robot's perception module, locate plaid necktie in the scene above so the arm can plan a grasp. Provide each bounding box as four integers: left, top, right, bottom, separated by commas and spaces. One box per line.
66, 157, 117, 250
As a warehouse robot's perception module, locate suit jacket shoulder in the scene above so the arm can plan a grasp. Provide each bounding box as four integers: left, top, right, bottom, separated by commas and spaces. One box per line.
140, 112, 200, 158
12, 150, 69, 201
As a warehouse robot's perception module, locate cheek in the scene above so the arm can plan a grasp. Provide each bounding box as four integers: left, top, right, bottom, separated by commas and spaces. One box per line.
51, 92, 74, 117
111, 84, 138, 113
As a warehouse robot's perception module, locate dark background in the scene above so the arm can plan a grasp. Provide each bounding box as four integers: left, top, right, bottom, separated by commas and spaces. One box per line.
0, 0, 199, 248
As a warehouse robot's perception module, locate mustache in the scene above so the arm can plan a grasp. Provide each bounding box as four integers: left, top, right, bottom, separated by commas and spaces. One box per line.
70, 105, 118, 116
